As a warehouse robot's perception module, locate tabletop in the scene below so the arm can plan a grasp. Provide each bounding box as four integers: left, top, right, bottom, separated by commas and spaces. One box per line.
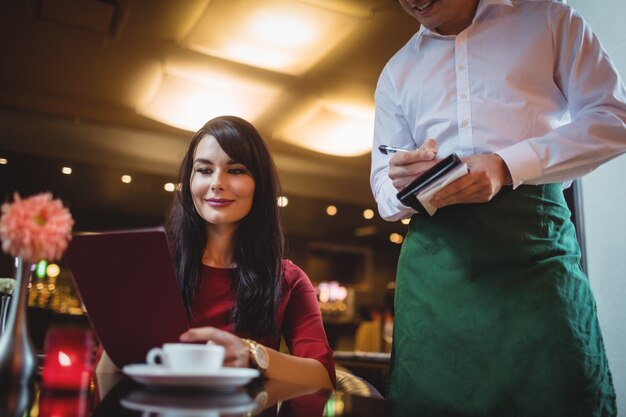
0, 372, 394, 417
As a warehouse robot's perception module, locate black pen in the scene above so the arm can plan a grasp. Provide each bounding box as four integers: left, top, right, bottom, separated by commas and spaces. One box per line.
378, 145, 411, 155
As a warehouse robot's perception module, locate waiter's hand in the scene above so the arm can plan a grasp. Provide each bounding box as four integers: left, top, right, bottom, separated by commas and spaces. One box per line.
388, 138, 439, 191
430, 153, 512, 208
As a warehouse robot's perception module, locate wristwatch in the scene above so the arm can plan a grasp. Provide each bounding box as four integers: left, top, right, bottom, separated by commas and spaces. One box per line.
242, 339, 269, 373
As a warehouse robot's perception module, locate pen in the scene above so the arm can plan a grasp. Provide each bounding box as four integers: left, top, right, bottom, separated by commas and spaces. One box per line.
378, 145, 411, 155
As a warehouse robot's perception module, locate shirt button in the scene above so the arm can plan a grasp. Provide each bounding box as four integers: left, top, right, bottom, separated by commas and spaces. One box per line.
460, 120, 469, 127
460, 94, 468, 100
458, 64, 466, 70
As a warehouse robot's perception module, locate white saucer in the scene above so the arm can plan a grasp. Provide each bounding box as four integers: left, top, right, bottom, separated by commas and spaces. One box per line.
122, 364, 260, 389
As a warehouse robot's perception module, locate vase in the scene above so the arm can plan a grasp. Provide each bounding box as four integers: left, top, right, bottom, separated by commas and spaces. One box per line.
0, 382, 35, 417
0, 295, 11, 336
0, 258, 37, 386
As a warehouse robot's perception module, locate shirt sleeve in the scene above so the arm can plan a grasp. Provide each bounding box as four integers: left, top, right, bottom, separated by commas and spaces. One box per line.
281, 261, 336, 387
371, 64, 419, 221
496, 6, 626, 188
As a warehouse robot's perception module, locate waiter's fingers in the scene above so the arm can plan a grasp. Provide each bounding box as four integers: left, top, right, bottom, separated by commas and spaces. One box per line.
390, 146, 437, 167
431, 173, 500, 207
389, 159, 440, 191
431, 154, 510, 207
430, 176, 475, 208
420, 138, 438, 153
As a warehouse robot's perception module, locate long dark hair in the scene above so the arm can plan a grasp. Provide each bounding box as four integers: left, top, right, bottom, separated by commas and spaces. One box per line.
166, 115, 284, 337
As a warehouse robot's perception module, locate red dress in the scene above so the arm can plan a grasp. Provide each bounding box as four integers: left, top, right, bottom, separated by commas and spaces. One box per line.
191, 260, 336, 386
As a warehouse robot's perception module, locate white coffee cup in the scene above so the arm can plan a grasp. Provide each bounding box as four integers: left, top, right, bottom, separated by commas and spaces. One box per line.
146, 343, 225, 372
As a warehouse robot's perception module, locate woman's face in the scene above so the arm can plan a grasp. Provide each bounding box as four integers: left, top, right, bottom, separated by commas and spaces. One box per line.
398, 0, 479, 35
190, 135, 255, 231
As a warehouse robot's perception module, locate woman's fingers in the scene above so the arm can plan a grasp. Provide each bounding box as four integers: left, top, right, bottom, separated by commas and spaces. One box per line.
179, 327, 249, 367
179, 326, 218, 342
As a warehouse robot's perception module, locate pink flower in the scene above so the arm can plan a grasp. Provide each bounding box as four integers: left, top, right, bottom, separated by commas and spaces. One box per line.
0, 193, 74, 261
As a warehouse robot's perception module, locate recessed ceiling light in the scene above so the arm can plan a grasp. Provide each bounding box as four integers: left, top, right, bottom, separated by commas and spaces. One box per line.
61, 166, 72, 175
389, 233, 404, 244
363, 209, 374, 220
164, 182, 176, 192
121, 175, 132, 184
0, 158, 7, 165
277, 196, 289, 207
326, 205, 337, 216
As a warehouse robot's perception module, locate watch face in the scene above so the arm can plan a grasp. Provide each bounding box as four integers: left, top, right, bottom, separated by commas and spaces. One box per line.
253, 345, 270, 370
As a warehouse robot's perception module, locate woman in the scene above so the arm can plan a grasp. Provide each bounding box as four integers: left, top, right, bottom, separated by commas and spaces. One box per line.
100, 116, 335, 389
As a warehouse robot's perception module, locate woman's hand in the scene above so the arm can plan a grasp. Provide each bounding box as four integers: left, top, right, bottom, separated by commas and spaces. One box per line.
388, 138, 438, 191
182, 328, 333, 389
430, 153, 512, 208
180, 327, 250, 368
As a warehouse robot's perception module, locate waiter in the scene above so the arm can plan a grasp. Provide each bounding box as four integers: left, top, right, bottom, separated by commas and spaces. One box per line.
370, 0, 626, 416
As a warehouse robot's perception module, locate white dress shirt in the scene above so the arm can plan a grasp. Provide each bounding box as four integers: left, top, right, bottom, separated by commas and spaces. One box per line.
371, 0, 626, 221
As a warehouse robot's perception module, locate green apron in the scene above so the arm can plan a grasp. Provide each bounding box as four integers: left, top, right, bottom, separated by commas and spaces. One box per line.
389, 184, 616, 417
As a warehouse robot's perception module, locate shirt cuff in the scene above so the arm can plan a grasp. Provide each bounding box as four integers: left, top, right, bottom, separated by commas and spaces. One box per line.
397, 197, 417, 215
496, 141, 542, 189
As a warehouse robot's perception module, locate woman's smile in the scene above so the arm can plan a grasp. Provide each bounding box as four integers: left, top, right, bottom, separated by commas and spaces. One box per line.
205, 198, 235, 208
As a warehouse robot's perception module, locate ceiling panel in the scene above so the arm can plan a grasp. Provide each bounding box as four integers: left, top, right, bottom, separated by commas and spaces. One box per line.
0, 0, 419, 243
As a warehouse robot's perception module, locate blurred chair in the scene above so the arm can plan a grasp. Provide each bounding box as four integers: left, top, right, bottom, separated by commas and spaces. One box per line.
335, 366, 383, 399
354, 320, 382, 352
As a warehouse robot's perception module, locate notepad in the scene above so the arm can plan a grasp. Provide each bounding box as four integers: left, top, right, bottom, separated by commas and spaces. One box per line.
396, 154, 468, 216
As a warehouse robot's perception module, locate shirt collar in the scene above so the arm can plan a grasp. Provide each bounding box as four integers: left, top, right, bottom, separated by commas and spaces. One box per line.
415, 0, 514, 39
478, 0, 514, 8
